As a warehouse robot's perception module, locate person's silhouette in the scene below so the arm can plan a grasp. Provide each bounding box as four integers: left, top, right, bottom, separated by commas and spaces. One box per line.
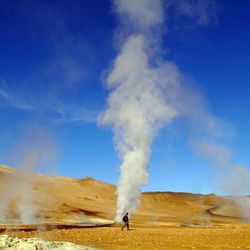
121, 213, 129, 230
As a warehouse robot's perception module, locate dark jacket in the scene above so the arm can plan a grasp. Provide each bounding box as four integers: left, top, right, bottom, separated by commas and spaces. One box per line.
122, 215, 129, 223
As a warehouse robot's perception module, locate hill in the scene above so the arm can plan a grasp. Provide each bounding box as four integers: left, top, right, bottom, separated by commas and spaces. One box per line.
0, 165, 244, 227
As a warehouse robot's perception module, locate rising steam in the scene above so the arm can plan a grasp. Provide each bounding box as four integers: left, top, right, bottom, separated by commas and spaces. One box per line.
99, 0, 250, 222
0, 126, 57, 224
99, 0, 183, 220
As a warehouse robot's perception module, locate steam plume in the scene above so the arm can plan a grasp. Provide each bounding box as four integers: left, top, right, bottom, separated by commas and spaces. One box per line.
0, 126, 57, 224
99, 0, 248, 222
99, 0, 182, 220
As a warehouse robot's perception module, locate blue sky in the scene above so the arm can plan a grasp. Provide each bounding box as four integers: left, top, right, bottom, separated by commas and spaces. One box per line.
0, 0, 250, 194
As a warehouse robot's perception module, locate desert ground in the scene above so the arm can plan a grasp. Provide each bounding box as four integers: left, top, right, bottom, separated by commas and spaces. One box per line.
1, 164, 250, 249
4, 226, 250, 249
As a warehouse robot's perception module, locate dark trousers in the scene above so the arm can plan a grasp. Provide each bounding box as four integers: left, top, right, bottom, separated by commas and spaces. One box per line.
122, 222, 129, 230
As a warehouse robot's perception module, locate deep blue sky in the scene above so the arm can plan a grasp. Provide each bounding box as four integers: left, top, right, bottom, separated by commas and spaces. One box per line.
0, 0, 249, 194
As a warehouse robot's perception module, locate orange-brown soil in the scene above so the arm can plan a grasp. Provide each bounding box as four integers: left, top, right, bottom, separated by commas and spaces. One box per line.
5, 225, 250, 249
0, 164, 249, 249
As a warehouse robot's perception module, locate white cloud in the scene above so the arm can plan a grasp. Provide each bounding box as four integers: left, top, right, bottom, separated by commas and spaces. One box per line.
169, 0, 219, 27
194, 139, 232, 167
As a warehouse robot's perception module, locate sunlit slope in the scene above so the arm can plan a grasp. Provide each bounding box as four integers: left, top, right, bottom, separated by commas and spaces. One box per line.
0, 165, 244, 225
135, 192, 243, 226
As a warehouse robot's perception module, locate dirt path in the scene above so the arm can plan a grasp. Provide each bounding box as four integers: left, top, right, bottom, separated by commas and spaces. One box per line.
206, 205, 241, 220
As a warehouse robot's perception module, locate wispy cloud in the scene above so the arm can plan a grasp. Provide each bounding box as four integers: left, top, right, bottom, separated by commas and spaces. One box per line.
4, 1, 94, 91
168, 0, 220, 27
38, 8, 91, 87
0, 1, 98, 125
32, 2, 92, 86
193, 139, 232, 167
0, 80, 97, 124
48, 100, 97, 124
0, 80, 34, 110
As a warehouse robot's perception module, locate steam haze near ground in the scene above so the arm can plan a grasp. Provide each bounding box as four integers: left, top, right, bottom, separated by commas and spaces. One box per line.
0, 127, 57, 224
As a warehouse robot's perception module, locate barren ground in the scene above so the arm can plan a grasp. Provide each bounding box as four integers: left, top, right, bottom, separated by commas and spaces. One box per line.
5, 225, 250, 249
1, 165, 250, 249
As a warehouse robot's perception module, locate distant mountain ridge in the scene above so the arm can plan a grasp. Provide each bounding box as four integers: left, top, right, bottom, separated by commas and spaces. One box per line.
0, 164, 244, 226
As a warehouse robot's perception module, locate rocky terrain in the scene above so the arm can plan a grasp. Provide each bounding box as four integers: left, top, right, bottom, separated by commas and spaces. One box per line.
0, 234, 98, 250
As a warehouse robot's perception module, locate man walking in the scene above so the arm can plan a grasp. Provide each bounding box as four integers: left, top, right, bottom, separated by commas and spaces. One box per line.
121, 212, 129, 230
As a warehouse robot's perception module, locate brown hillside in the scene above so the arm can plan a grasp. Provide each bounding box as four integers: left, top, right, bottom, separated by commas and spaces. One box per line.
0, 165, 244, 227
